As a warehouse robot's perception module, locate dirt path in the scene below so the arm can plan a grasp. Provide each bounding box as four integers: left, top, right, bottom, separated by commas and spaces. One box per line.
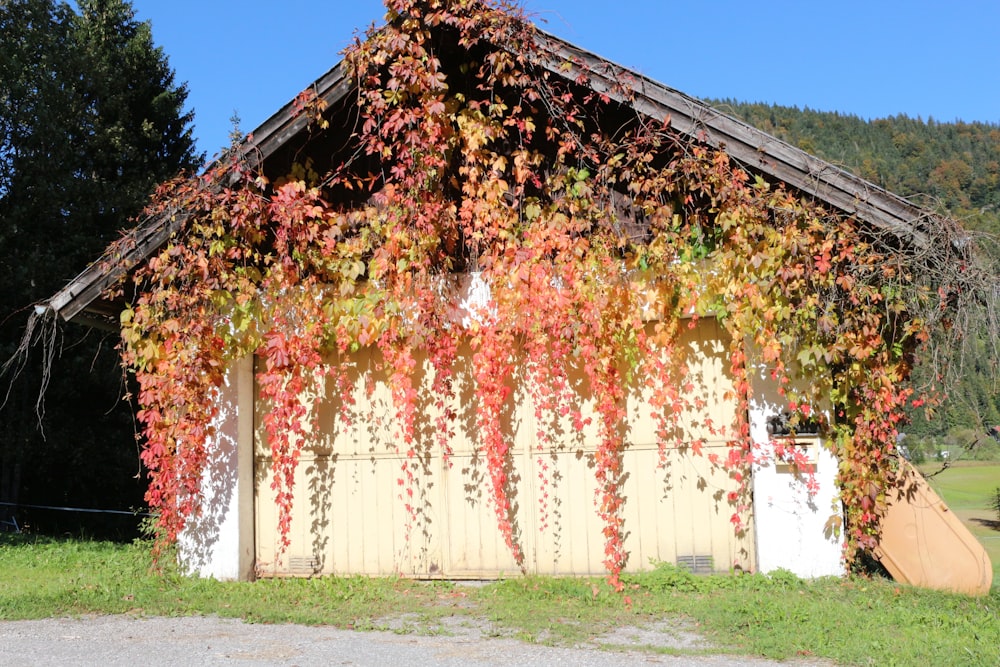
0, 615, 833, 666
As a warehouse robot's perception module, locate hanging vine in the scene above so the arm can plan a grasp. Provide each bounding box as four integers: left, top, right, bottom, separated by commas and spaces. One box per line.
109, 0, 986, 584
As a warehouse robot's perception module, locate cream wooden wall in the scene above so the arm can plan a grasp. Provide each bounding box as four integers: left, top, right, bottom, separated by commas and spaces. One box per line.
254, 318, 754, 577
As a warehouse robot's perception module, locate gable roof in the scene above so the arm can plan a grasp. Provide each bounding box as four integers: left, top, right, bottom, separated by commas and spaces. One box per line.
43, 25, 945, 329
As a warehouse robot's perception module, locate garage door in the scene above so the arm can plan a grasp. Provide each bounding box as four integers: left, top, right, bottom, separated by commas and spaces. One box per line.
254, 317, 754, 577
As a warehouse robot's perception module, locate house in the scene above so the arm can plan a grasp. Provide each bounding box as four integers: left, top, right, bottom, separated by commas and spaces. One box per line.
39, 1, 983, 587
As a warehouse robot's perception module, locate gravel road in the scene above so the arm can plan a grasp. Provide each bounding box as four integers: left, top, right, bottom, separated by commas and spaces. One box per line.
0, 615, 831, 666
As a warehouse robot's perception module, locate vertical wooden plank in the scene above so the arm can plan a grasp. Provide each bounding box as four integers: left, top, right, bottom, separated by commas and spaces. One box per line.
327, 456, 347, 574
620, 447, 647, 572
252, 458, 272, 574
236, 355, 256, 580
356, 451, 377, 573
656, 450, 679, 566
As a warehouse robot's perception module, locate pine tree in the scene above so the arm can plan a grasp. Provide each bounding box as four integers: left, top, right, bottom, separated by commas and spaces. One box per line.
0, 0, 200, 534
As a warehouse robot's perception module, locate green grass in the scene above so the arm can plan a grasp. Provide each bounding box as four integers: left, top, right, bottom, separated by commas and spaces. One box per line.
920, 462, 1000, 510
649, 571, 999, 666
0, 535, 451, 626
2, 536, 999, 665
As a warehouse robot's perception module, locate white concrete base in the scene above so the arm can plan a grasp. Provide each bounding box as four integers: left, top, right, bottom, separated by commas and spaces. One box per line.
177, 357, 254, 580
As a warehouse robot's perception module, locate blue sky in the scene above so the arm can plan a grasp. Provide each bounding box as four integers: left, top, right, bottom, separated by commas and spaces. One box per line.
130, 0, 1000, 159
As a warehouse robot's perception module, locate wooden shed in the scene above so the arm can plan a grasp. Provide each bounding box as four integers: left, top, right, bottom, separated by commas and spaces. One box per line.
40, 2, 971, 585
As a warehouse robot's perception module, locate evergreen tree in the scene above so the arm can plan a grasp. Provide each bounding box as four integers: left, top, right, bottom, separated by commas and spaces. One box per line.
0, 0, 200, 535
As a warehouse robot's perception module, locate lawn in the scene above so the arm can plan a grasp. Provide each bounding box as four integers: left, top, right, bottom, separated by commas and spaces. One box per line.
919, 462, 1000, 584
1, 535, 998, 666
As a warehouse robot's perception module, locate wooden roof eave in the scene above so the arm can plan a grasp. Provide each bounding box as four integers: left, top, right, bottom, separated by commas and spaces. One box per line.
44, 205, 186, 323
43, 62, 354, 325
531, 30, 937, 250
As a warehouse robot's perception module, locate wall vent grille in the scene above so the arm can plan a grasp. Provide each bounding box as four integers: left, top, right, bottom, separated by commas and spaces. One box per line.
677, 554, 714, 574
288, 556, 321, 574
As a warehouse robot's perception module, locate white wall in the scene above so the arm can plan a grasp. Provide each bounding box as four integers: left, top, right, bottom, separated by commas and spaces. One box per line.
750, 368, 844, 578
177, 357, 254, 580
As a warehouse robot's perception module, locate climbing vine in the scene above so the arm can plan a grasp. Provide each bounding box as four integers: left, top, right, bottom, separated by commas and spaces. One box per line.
110, 0, 983, 585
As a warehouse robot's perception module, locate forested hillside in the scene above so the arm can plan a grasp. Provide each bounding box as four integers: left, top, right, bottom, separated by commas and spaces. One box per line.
716, 101, 1000, 454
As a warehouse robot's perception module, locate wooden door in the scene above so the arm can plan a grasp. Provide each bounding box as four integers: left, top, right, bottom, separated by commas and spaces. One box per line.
254, 318, 753, 577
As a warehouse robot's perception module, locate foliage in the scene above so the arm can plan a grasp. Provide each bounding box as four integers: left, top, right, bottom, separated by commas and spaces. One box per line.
1, 535, 998, 665
106, 0, 992, 586
0, 0, 200, 531
716, 100, 1000, 437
